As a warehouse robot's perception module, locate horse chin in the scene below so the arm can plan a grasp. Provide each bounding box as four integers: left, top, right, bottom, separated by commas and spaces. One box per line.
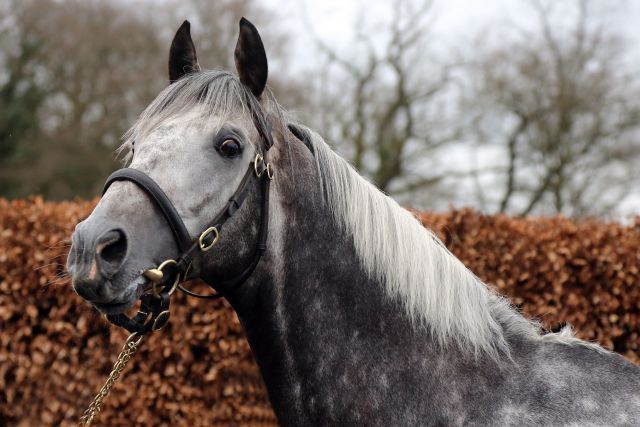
91, 279, 144, 315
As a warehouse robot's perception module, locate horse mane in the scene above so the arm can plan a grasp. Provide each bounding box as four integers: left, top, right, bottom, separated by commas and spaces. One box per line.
298, 125, 606, 359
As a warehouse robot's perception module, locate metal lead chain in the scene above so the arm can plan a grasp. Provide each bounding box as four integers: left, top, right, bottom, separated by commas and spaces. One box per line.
79, 333, 144, 426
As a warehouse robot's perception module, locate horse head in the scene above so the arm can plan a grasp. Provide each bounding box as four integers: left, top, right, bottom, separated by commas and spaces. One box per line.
67, 19, 288, 318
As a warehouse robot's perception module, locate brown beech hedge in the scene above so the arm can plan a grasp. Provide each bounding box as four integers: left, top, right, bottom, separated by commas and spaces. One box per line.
1, 198, 639, 426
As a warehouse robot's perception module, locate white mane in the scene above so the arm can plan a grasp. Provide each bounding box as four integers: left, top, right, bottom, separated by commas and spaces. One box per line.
301, 126, 603, 359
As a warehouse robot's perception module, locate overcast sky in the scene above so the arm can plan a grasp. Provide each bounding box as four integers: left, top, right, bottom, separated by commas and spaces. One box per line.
259, 0, 640, 218
267, 0, 640, 67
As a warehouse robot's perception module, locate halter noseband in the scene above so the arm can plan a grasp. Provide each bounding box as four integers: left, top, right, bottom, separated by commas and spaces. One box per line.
101, 103, 274, 335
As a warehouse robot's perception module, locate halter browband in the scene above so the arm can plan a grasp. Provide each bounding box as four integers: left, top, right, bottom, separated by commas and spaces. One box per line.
101, 102, 274, 335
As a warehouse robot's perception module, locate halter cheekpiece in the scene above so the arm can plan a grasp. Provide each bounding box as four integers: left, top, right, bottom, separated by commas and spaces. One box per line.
101, 100, 274, 335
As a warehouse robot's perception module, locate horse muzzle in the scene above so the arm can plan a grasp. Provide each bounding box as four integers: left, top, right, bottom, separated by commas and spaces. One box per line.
67, 220, 131, 306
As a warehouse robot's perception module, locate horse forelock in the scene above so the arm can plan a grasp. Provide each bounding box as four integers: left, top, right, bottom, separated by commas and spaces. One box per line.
117, 70, 275, 163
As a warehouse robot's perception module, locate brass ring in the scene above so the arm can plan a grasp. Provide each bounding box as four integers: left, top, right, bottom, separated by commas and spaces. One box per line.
152, 273, 180, 297
159, 259, 178, 296
157, 259, 177, 272
265, 163, 274, 180
253, 153, 264, 177
125, 332, 143, 346
152, 310, 171, 331
149, 259, 179, 297
198, 226, 219, 252
152, 272, 180, 296
167, 270, 181, 296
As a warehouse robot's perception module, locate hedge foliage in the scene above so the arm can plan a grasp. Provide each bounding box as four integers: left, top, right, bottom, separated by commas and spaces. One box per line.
1, 198, 639, 425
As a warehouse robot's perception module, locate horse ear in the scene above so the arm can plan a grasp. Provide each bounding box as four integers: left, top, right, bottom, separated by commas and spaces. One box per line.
234, 17, 268, 98
169, 20, 201, 83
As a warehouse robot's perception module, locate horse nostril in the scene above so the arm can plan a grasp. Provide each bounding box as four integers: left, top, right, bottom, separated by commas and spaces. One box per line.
95, 229, 127, 277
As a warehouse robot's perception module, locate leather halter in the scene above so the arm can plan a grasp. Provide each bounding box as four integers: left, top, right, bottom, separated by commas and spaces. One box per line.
101, 102, 274, 335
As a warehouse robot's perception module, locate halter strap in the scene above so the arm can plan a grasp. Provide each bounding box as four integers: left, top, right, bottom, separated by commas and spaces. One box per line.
101, 101, 274, 334
103, 168, 193, 252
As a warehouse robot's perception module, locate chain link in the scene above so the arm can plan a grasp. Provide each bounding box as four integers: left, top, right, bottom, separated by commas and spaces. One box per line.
79, 333, 143, 426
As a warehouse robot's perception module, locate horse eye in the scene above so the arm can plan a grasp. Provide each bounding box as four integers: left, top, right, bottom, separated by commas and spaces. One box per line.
217, 139, 242, 158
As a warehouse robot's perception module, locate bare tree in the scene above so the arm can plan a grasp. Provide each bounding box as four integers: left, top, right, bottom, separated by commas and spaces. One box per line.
467, 0, 640, 217
0, 20, 45, 166
0, 0, 166, 198
0, 0, 302, 199
304, 0, 462, 203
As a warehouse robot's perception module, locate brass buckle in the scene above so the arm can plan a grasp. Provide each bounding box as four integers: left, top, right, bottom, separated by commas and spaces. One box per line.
198, 226, 219, 252
253, 153, 264, 177
265, 163, 274, 180
253, 153, 274, 180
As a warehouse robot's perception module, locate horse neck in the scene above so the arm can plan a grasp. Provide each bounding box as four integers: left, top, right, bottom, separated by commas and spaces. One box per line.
231, 146, 474, 423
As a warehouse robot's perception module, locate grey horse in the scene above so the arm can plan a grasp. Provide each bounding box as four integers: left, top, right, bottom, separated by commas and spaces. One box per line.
67, 19, 640, 426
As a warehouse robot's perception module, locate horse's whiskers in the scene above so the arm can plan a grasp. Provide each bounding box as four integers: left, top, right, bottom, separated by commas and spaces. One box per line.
44, 240, 73, 250
43, 271, 71, 287
34, 261, 66, 271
